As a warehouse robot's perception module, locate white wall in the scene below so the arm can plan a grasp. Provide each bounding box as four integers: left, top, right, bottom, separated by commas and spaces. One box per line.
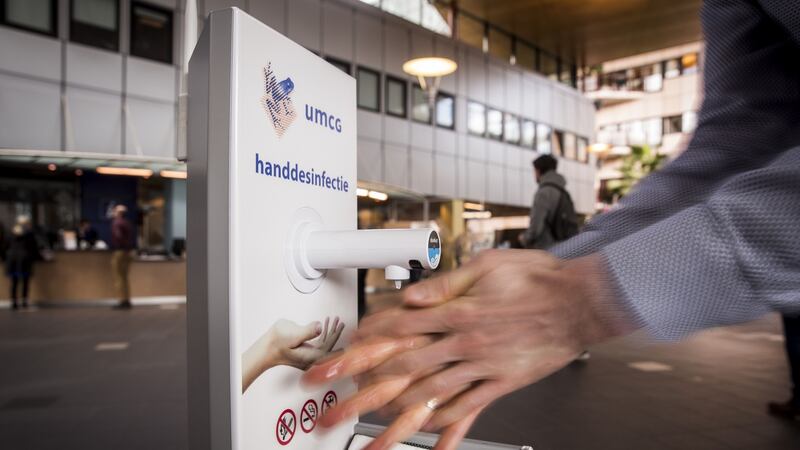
0, 0, 596, 213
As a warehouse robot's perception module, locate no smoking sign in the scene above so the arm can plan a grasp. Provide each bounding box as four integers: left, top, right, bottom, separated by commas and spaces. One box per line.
275, 408, 296, 446
301, 399, 318, 433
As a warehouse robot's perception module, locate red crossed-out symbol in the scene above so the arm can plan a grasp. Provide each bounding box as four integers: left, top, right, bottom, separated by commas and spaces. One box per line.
321, 390, 337, 415
275, 408, 296, 446
300, 399, 318, 433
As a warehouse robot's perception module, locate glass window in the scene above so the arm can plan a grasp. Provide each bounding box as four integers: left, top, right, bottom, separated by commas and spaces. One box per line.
626, 120, 646, 145
71, 0, 119, 51
456, 12, 483, 50
486, 108, 503, 140
577, 137, 589, 163
382, 0, 421, 24
488, 27, 512, 63
664, 58, 680, 79
536, 123, 551, 154
551, 130, 564, 156
540, 52, 558, 80
385, 76, 407, 118
421, 1, 451, 36
645, 118, 662, 146
435, 92, 455, 129
516, 41, 535, 71
411, 83, 431, 123
682, 111, 698, 133
130, 2, 172, 64
467, 101, 485, 136
1, 0, 56, 36
356, 67, 380, 111
662, 115, 682, 134
563, 132, 577, 159
559, 64, 575, 88
521, 120, 535, 148
325, 57, 351, 75
503, 113, 520, 144
642, 63, 663, 92
583, 68, 600, 92
681, 53, 699, 75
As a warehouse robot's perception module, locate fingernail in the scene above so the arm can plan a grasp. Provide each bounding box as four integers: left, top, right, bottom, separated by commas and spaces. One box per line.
314, 322, 322, 335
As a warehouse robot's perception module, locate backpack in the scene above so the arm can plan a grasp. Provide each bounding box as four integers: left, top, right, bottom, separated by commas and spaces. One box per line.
539, 182, 580, 242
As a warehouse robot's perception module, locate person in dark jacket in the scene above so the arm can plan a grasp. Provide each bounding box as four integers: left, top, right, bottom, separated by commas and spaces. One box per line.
111, 205, 134, 309
4, 216, 40, 310
520, 155, 569, 249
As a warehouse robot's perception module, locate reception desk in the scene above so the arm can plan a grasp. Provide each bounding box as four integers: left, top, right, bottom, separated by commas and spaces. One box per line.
0, 251, 186, 304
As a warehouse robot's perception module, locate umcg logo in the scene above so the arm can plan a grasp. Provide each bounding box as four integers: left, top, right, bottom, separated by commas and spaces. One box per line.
261, 62, 296, 137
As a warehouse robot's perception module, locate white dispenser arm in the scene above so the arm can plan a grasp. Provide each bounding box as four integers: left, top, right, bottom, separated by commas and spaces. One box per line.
285, 208, 441, 292
306, 228, 440, 288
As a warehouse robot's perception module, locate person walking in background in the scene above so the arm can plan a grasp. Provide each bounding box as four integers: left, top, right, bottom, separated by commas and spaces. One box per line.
111, 205, 134, 310
4, 216, 40, 310
769, 315, 800, 419
520, 155, 579, 249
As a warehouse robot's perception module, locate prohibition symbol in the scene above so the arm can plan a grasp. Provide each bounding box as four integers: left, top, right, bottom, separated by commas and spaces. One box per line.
322, 390, 337, 414
275, 408, 296, 446
300, 399, 318, 433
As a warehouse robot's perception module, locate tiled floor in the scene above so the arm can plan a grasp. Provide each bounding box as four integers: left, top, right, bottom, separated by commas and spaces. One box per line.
0, 305, 798, 450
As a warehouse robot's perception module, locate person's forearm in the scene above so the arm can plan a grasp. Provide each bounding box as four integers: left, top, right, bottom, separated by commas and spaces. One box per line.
601, 146, 800, 339
242, 335, 278, 392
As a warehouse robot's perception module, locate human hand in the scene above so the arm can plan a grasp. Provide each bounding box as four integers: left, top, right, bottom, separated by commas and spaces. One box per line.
243, 317, 345, 392
303, 250, 631, 449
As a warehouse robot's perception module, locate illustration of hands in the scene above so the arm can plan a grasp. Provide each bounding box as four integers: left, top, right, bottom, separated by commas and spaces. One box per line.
243, 317, 345, 393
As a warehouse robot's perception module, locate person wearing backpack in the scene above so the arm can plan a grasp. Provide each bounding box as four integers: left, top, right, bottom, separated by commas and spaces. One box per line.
520, 155, 579, 250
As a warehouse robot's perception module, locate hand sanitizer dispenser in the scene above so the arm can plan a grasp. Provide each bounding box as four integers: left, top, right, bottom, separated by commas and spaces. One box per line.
285, 207, 440, 293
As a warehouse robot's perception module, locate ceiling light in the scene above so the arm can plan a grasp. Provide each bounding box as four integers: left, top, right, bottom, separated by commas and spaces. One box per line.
368, 190, 388, 201
463, 202, 485, 211
160, 170, 187, 179
96, 166, 153, 177
402, 57, 457, 78
356, 188, 369, 197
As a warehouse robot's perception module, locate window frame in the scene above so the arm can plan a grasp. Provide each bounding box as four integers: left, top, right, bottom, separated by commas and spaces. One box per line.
434, 91, 455, 130
486, 106, 504, 141
129, 0, 173, 64
0, 0, 58, 37
70, 0, 120, 52
355, 66, 381, 112
520, 119, 536, 149
466, 100, 486, 137
325, 56, 352, 75
384, 75, 408, 119
410, 82, 432, 124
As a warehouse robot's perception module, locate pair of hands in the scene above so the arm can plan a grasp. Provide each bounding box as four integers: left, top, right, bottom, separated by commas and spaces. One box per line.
243, 316, 345, 392
303, 250, 628, 450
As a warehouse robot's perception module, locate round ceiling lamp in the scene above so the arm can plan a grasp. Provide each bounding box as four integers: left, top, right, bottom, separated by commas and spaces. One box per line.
402, 57, 458, 78
403, 57, 458, 107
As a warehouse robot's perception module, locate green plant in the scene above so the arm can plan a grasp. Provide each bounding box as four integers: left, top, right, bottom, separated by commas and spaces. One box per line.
605, 145, 667, 199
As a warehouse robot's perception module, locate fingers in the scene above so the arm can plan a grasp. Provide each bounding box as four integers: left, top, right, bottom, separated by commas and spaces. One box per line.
322, 317, 330, 341
425, 380, 510, 430
318, 376, 411, 428
362, 403, 434, 450
286, 321, 323, 348
386, 362, 487, 413
324, 319, 345, 352
402, 258, 487, 308
355, 303, 453, 339
432, 407, 482, 450
302, 335, 432, 385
